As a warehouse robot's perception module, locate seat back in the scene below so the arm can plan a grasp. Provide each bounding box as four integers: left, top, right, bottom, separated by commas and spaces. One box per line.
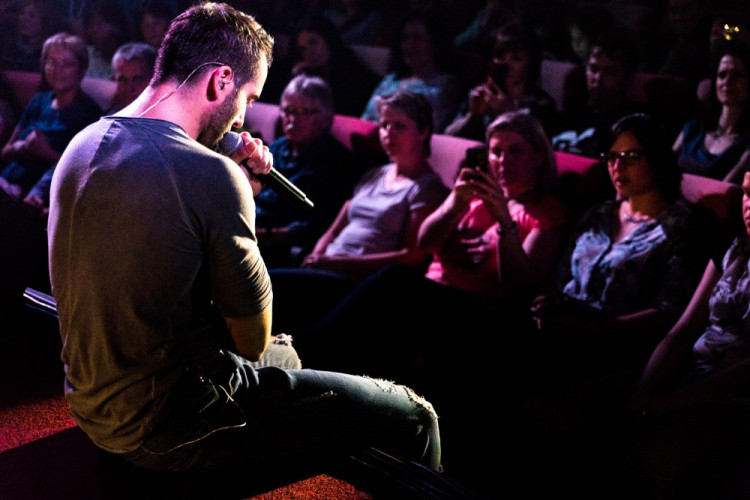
243, 101, 282, 144
428, 134, 484, 188
681, 173, 743, 241
539, 59, 587, 115
627, 72, 697, 135
2, 70, 116, 112
331, 114, 385, 171
554, 151, 613, 219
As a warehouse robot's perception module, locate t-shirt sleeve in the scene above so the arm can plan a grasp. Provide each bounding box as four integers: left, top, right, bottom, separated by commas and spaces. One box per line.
407, 175, 449, 212
204, 158, 272, 318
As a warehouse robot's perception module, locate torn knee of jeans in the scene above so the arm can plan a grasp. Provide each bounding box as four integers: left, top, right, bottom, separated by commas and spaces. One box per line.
364, 376, 439, 419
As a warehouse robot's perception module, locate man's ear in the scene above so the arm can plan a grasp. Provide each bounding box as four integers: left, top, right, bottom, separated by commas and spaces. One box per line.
208, 66, 233, 101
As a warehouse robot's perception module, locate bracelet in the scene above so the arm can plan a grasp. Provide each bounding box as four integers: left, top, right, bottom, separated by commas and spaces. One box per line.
496, 221, 518, 237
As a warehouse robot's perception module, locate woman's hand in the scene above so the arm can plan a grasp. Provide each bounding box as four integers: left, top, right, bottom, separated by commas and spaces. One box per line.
301, 252, 328, 269
22, 193, 49, 221
481, 81, 514, 115
468, 84, 491, 116
531, 293, 605, 337
462, 167, 515, 230
439, 232, 491, 267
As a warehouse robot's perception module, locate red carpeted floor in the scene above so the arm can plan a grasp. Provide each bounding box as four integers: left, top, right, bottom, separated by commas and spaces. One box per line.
0, 305, 491, 499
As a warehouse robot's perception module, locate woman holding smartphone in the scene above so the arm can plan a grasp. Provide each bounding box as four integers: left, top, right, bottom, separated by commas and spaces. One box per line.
444, 21, 559, 141
419, 110, 570, 304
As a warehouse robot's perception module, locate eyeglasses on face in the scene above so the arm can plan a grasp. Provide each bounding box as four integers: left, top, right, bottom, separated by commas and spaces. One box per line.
280, 106, 320, 117
600, 150, 644, 166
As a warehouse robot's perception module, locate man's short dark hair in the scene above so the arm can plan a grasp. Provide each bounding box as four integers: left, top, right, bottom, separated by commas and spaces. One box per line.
151, 2, 273, 88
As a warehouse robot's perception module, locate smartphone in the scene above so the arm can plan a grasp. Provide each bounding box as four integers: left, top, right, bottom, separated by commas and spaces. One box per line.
464, 145, 488, 173
487, 61, 509, 92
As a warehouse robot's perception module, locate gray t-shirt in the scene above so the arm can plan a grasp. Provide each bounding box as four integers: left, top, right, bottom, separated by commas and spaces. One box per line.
48, 117, 272, 453
325, 164, 448, 256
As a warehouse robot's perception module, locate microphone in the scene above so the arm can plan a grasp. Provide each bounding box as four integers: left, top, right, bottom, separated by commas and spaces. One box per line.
216, 131, 314, 210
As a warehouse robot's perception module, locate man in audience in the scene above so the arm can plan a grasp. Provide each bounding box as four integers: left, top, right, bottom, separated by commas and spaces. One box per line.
47, 1, 441, 481
106, 42, 157, 114
254, 74, 358, 267
551, 29, 647, 158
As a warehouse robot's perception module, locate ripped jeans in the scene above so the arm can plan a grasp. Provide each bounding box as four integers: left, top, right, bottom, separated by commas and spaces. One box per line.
122, 350, 442, 473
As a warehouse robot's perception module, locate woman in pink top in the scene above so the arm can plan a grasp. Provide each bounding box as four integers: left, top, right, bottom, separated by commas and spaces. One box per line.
420, 110, 570, 304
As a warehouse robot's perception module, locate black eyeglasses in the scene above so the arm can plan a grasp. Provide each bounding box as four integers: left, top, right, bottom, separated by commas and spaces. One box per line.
281, 106, 320, 117
600, 150, 644, 166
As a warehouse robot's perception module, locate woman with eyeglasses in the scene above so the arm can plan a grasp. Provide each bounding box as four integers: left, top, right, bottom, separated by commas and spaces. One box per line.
1, 32, 102, 204
529, 113, 712, 387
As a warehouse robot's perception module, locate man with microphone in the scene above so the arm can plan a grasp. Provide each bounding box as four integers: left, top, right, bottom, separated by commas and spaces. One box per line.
48, 1, 441, 483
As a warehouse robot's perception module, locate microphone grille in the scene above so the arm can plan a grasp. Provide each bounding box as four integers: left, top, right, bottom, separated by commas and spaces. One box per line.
214, 131, 243, 156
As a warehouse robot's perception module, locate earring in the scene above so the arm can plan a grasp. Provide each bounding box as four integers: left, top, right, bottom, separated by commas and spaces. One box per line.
219, 80, 226, 90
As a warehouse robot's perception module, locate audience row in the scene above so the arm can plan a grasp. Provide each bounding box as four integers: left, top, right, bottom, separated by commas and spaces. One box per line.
1, 2, 750, 496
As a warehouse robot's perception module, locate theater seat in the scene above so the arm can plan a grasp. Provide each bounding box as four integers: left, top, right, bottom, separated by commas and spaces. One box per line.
331, 114, 385, 171
680, 172, 743, 243
428, 134, 484, 188
243, 101, 281, 145
627, 72, 697, 135
539, 59, 587, 115
554, 151, 613, 219
1, 70, 116, 111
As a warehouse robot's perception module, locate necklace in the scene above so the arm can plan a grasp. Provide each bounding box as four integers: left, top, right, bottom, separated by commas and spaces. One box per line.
624, 212, 652, 224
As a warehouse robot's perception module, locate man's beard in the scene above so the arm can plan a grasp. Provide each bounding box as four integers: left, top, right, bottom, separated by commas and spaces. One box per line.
197, 92, 239, 148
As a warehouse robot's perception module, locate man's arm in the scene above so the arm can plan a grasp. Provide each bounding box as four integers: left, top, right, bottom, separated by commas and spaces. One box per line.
224, 304, 273, 362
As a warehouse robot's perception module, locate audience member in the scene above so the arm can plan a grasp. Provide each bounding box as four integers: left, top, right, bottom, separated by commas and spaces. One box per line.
253, 75, 358, 267
0, 32, 102, 199
551, 29, 647, 158
0, 0, 57, 72
47, 2, 441, 480
444, 21, 559, 141
360, 9, 460, 133
530, 113, 711, 388
621, 172, 750, 497
513, 170, 750, 500
287, 16, 380, 117
673, 40, 750, 183
81, 2, 129, 80
293, 89, 448, 281
105, 42, 158, 115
